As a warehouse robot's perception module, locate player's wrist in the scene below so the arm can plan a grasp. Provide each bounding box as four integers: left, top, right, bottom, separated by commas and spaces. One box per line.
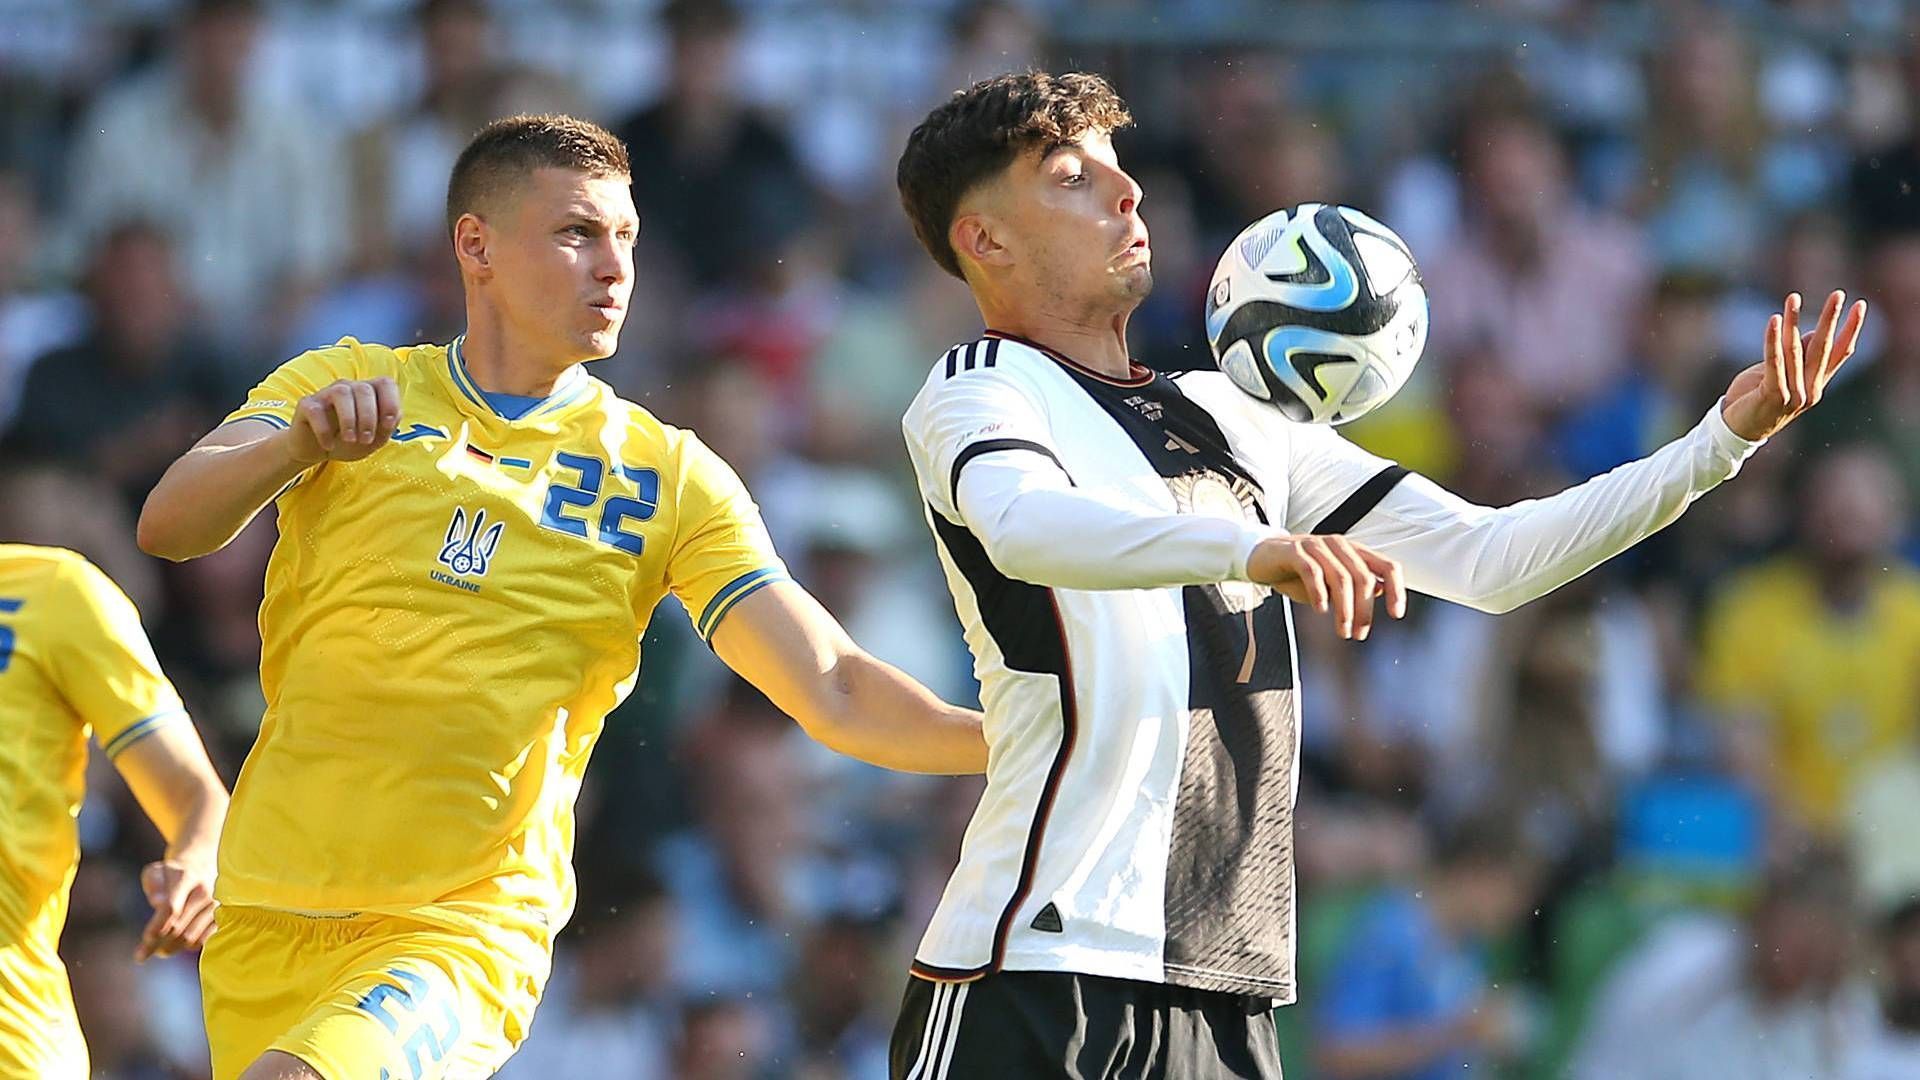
275, 424, 326, 468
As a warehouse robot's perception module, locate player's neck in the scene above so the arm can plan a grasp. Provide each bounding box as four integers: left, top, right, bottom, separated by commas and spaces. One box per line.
456, 321, 572, 398
981, 305, 1135, 380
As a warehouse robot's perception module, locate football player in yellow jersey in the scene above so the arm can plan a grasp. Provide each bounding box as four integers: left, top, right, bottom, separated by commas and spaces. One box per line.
139, 114, 986, 1080
0, 544, 229, 1079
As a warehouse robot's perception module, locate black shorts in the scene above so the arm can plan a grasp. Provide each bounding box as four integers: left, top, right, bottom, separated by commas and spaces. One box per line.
888, 970, 1284, 1079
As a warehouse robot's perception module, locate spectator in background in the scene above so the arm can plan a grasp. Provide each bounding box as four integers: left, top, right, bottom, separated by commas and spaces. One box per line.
1847, 898, 1920, 1080
1572, 847, 1872, 1080
62, 0, 346, 356
1635, 15, 1765, 278
1848, 19, 1920, 236
1425, 107, 1650, 413
675, 997, 775, 1080
788, 917, 893, 1078
3, 222, 232, 513
616, 0, 816, 292
1313, 819, 1536, 1080
655, 682, 830, 1000
1849, 725, 1920, 913
1556, 272, 1732, 480
1698, 446, 1920, 834
1800, 233, 1920, 507
64, 923, 195, 1080
0, 169, 81, 429
499, 866, 677, 1078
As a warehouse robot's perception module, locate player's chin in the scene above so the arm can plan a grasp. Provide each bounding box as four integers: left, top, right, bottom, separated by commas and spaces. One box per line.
1113, 263, 1153, 303
579, 323, 624, 360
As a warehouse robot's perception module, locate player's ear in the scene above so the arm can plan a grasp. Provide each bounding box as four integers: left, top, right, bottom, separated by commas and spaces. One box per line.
453, 212, 492, 280
951, 211, 1011, 273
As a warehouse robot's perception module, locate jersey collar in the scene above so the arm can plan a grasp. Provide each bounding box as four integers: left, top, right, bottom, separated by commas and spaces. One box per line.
444, 335, 596, 422
984, 329, 1156, 387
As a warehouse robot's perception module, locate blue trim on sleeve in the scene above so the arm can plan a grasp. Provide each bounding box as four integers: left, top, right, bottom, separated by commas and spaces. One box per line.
227, 413, 292, 430
100, 708, 188, 759
0, 598, 21, 614
697, 567, 787, 640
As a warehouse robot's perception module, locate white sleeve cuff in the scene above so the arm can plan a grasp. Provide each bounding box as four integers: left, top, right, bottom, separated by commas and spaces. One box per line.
1228, 521, 1280, 582
1704, 397, 1766, 463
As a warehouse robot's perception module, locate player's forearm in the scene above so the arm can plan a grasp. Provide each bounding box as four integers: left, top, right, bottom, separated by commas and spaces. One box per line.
158, 785, 225, 867
807, 650, 988, 774
115, 728, 228, 867
1355, 402, 1760, 613
138, 426, 309, 560
959, 462, 1270, 590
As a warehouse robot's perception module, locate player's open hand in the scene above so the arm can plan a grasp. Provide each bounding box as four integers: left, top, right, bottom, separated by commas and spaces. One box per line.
1721, 290, 1867, 442
1247, 534, 1406, 640
287, 377, 402, 465
136, 858, 216, 962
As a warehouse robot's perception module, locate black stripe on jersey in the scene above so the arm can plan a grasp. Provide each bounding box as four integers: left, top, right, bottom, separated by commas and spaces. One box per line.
1055, 361, 1307, 994
1311, 465, 1410, 535
927, 509, 1078, 978
950, 438, 1070, 507
941, 337, 1002, 380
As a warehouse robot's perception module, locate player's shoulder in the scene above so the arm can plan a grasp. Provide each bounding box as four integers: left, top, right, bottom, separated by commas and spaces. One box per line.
910, 334, 1053, 408
0, 544, 121, 609
280, 335, 419, 381
0, 543, 89, 586
594, 387, 699, 462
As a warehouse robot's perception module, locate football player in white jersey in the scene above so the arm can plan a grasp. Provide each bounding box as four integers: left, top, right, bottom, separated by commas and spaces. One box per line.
885, 71, 1865, 1079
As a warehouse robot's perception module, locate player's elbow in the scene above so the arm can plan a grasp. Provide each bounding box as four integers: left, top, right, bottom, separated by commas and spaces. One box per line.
135, 498, 206, 562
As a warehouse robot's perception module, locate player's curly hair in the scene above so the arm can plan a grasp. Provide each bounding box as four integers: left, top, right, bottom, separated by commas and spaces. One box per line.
897, 71, 1134, 280
446, 114, 630, 237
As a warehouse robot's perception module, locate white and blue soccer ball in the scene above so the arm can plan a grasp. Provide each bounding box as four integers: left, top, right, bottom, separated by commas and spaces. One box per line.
1204, 203, 1428, 425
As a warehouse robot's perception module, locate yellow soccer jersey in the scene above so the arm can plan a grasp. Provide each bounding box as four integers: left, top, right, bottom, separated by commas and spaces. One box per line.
1700, 557, 1920, 828
216, 336, 787, 932
0, 545, 188, 1079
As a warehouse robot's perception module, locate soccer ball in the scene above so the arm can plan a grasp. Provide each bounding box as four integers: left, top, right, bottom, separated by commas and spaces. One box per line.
1203, 203, 1428, 425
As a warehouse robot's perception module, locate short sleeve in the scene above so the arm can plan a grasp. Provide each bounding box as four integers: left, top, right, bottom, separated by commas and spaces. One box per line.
49, 558, 187, 758
223, 337, 376, 431
1282, 420, 1410, 535
905, 354, 1063, 523
665, 432, 790, 642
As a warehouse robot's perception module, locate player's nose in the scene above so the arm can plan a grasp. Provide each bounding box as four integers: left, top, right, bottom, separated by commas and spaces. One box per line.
1115, 169, 1143, 218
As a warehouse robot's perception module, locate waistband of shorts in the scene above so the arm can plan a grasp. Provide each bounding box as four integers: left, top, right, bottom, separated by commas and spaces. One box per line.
215, 903, 387, 942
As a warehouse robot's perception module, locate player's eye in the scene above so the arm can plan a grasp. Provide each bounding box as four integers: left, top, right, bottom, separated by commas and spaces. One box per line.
563, 224, 592, 238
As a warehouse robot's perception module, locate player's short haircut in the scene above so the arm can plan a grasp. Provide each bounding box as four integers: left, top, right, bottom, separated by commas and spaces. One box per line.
897, 71, 1133, 279
445, 114, 631, 238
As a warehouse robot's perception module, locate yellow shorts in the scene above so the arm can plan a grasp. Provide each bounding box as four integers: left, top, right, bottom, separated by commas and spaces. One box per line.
199, 905, 548, 1080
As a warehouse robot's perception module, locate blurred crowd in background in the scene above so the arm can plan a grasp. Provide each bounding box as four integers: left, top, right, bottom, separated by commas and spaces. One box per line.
5, 0, 1920, 1077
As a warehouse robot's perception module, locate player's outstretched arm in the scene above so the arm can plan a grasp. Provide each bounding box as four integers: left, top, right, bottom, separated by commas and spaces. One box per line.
111, 723, 228, 961
1310, 291, 1866, 614
709, 579, 988, 774
138, 377, 400, 560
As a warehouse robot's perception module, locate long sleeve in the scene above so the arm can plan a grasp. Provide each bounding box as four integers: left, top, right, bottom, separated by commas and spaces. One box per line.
906, 354, 1273, 592
1308, 402, 1762, 613
953, 453, 1273, 590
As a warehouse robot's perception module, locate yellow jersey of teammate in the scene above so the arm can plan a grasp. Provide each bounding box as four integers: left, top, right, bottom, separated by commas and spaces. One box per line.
0, 545, 189, 1079
215, 334, 786, 935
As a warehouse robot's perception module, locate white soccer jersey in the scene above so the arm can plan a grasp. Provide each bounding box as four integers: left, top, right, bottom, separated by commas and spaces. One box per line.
902, 331, 1761, 1000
